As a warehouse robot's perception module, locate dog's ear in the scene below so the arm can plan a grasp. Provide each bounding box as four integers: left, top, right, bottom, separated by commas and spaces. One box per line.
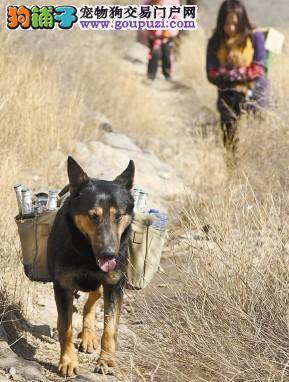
67, 156, 89, 194
113, 160, 135, 190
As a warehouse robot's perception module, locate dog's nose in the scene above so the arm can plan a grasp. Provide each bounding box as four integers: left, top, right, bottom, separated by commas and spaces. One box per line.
99, 250, 116, 260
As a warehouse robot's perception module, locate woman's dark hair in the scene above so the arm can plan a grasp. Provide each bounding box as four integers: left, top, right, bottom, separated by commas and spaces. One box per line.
209, 0, 254, 53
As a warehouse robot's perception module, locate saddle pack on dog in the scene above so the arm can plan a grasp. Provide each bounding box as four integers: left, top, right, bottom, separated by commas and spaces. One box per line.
15, 192, 166, 289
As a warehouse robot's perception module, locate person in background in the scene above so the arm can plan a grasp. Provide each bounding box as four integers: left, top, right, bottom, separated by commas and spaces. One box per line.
146, 0, 180, 81
206, 0, 269, 151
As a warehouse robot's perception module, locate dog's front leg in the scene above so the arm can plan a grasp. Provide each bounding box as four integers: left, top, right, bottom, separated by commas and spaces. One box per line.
95, 283, 123, 374
78, 286, 102, 353
53, 283, 78, 377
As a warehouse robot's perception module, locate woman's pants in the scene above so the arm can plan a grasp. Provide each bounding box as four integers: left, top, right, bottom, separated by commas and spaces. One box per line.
147, 39, 173, 80
217, 77, 269, 150
217, 90, 246, 150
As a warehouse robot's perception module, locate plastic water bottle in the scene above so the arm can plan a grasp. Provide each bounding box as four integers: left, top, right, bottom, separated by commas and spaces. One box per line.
133, 187, 148, 213
148, 209, 168, 231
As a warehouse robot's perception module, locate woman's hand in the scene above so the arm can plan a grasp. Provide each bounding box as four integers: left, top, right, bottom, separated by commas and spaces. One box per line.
233, 84, 249, 95
220, 64, 264, 82
207, 66, 253, 87
221, 67, 247, 82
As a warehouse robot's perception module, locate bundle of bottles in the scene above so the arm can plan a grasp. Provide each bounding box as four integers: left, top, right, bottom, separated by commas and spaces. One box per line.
14, 184, 169, 231
14, 184, 58, 219
132, 187, 168, 232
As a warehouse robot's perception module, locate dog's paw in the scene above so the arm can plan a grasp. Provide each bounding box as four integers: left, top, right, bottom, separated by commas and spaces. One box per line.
94, 358, 115, 375
58, 353, 79, 377
78, 329, 98, 353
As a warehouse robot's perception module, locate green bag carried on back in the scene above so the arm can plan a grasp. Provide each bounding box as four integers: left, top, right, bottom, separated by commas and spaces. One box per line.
258, 27, 285, 71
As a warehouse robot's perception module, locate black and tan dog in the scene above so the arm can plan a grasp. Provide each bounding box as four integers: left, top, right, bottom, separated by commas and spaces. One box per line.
47, 156, 135, 376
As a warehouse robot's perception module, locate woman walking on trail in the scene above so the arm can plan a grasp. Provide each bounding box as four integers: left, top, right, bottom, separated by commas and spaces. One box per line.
145, 0, 180, 81
206, 0, 269, 151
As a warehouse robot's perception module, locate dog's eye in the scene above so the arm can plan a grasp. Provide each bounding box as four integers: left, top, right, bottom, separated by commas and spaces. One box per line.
90, 214, 100, 223
115, 213, 122, 222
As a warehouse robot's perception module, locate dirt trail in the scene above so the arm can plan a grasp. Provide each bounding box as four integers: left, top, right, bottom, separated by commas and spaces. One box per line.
0, 34, 205, 382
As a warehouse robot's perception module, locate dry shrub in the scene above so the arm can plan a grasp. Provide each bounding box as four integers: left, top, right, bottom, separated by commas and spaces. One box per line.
122, 38, 289, 382
127, 180, 289, 381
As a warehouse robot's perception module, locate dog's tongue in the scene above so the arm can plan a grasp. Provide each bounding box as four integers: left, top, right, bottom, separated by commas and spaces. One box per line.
98, 258, 117, 272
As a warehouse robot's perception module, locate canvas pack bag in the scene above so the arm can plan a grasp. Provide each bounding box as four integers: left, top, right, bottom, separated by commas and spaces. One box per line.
126, 213, 166, 290
15, 210, 57, 282
15, 203, 166, 288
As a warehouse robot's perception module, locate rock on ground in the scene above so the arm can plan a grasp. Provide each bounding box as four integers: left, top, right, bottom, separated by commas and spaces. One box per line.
0, 324, 47, 382
73, 131, 186, 211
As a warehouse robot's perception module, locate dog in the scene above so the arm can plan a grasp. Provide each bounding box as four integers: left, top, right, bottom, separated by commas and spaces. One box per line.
47, 156, 135, 376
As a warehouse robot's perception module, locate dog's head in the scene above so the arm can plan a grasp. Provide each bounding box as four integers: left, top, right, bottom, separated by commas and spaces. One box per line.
67, 156, 135, 273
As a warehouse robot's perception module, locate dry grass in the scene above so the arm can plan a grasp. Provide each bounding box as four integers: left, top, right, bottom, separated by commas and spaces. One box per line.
120, 36, 289, 381
1, 3, 289, 380
131, 159, 289, 381
129, 184, 289, 381
125, 113, 289, 381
